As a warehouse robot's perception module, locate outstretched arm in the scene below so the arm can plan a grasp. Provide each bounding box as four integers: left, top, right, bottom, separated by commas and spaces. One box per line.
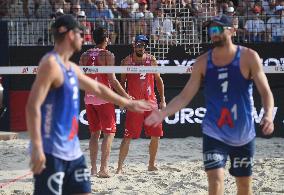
145, 55, 206, 127
73, 64, 151, 112
152, 56, 166, 109
249, 50, 274, 135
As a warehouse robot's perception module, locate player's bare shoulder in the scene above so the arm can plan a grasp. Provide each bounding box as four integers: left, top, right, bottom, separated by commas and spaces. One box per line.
79, 50, 92, 65
193, 52, 208, 76
240, 46, 261, 68
241, 46, 259, 60
121, 55, 131, 66
38, 53, 60, 75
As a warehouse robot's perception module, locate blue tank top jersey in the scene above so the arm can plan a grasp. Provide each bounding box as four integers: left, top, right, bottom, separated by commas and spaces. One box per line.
40, 51, 82, 160
202, 46, 256, 146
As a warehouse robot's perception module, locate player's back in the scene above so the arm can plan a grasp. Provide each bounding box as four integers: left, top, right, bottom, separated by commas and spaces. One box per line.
126, 54, 156, 100
202, 46, 255, 146
81, 48, 110, 86
41, 51, 82, 161
81, 48, 111, 105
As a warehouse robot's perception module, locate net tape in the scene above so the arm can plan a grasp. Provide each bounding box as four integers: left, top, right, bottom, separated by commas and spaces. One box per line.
0, 66, 283, 74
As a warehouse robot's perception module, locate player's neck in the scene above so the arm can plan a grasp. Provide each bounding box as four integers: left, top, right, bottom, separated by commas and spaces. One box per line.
53, 44, 74, 64
213, 41, 236, 55
96, 43, 106, 50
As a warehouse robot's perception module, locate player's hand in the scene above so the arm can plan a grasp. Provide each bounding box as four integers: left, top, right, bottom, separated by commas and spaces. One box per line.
30, 146, 46, 175
125, 99, 154, 113
145, 109, 165, 127
159, 101, 166, 109
260, 115, 274, 135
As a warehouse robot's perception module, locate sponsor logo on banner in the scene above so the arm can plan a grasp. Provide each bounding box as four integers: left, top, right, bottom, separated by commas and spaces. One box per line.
82, 67, 98, 74
79, 107, 278, 125
32, 67, 38, 74
22, 67, 29, 74
127, 67, 138, 73
82, 67, 89, 73
262, 58, 284, 66
274, 66, 284, 72
21, 66, 38, 74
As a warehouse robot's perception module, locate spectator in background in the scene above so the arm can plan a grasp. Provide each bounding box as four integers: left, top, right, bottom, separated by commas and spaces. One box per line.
80, 0, 96, 18
178, 0, 199, 17
106, 0, 121, 44
217, 0, 229, 14
244, 6, 266, 42
225, 6, 235, 16
132, 0, 153, 19
267, 5, 284, 42
149, 0, 160, 12
22, 0, 42, 17
118, 0, 139, 43
106, 0, 121, 18
235, 0, 254, 16
129, 0, 153, 39
152, 7, 175, 43
265, 0, 277, 16
78, 10, 94, 44
91, 0, 116, 43
70, 3, 82, 17
0, 0, 11, 17
51, 7, 65, 18
117, 0, 138, 18
49, 0, 69, 14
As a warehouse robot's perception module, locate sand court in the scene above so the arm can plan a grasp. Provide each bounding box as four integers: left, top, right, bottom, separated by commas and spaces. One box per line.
0, 132, 283, 194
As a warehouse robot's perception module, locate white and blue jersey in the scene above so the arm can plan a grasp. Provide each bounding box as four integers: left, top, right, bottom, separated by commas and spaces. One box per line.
202, 46, 256, 146
40, 51, 82, 161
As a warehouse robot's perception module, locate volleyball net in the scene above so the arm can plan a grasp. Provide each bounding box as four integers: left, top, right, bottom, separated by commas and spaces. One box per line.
0, 65, 284, 75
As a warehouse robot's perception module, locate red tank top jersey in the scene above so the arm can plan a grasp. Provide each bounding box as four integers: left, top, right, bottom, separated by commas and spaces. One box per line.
126, 54, 156, 101
83, 48, 111, 105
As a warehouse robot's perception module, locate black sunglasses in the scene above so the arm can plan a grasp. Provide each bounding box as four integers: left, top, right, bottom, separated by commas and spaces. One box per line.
135, 43, 146, 48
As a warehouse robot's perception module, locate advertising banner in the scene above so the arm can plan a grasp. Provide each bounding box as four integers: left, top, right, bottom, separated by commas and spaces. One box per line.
6, 44, 284, 138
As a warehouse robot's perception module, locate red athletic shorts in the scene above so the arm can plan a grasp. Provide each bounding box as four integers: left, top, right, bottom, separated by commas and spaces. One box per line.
85, 103, 116, 134
124, 110, 163, 139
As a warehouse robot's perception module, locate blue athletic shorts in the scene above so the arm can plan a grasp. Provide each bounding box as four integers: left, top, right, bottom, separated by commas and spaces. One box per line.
203, 134, 255, 177
34, 153, 91, 195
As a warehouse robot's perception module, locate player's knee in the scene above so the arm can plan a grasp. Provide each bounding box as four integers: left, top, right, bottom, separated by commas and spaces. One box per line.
236, 177, 252, 192
207, 169, 224, 187
121, 138, 131, 145
103, 132, 115, 138
91, 132, 101, 140
150, 136, 160, 141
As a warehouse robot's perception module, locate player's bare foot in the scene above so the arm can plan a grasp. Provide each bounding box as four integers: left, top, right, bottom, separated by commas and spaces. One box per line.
97, 170, 111, 178
91, 167, 97, 176
148, 166, 158, 171
116, 168, 123, 174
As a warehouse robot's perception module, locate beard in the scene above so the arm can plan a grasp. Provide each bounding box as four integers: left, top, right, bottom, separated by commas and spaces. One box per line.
135, 51, 143, 57
212, 36, 227, 47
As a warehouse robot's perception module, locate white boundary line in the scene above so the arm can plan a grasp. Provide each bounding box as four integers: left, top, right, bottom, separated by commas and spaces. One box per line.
0, 66, 284, 74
